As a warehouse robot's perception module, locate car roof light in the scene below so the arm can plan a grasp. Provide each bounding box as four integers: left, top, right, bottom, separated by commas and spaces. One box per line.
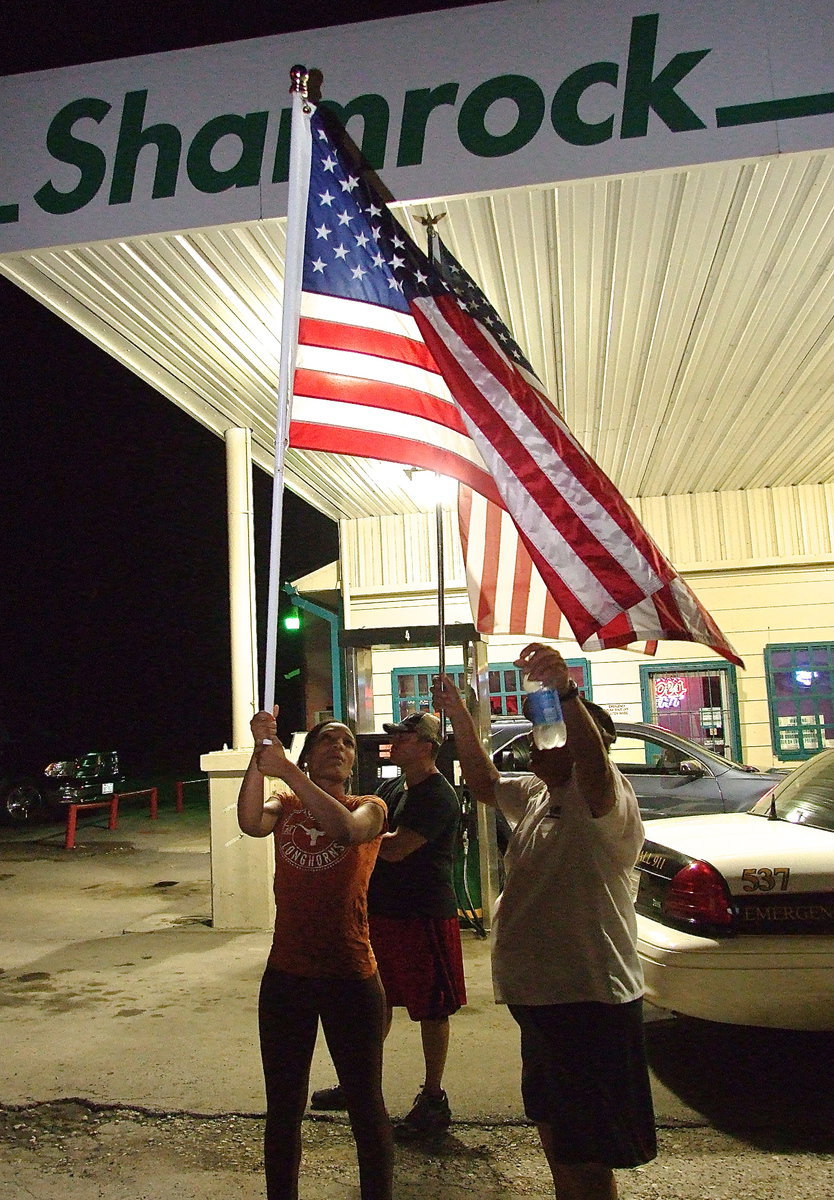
663, 860, 734, 928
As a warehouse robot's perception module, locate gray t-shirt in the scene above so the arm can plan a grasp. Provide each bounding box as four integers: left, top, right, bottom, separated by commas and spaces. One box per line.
491, 768, 644, 1006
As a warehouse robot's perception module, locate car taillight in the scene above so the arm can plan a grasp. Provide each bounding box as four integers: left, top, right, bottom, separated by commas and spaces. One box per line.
663, 860, 734, 928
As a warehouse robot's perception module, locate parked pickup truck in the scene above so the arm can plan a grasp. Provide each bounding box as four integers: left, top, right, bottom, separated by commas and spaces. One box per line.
1, 743, 123, 825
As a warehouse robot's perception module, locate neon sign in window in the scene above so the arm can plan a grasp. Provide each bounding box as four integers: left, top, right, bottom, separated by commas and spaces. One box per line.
654, 676, 687, 710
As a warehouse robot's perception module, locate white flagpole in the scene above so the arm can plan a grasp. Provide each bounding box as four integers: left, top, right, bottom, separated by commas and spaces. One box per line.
262, 66, 313, 714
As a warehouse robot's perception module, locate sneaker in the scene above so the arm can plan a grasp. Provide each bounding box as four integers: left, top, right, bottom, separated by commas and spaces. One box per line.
309, 1083, 347, 1111
394, 1087, 451, 1138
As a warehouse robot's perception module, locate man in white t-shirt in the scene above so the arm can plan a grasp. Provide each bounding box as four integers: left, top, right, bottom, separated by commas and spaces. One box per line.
432, 643, 656, 1200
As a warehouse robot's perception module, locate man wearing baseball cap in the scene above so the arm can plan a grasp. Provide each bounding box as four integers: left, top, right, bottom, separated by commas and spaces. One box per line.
312, 709, 466, 1137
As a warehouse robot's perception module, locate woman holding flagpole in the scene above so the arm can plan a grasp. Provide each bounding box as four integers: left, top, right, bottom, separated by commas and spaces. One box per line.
238, 708, 392, 1200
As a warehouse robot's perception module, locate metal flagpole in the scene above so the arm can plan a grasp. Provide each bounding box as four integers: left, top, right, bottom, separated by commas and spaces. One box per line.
262, 66, 313, 714
418, 214, 449, 734
435, 497, 447, 735
420, 214, 487, 937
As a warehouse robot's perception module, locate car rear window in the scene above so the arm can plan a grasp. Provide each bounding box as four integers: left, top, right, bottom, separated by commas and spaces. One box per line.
750, 750, 834, 832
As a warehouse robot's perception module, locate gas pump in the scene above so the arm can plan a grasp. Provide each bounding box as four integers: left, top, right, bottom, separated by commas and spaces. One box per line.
354, 733, 398, 796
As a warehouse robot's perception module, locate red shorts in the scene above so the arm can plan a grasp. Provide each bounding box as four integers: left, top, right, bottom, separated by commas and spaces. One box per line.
369, 914, 467, 1021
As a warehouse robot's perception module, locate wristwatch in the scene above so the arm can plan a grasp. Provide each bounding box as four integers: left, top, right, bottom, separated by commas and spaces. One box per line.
558, 679, 580, 703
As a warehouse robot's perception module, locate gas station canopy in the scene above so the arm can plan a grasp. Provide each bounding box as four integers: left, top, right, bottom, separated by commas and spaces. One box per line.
2, 1, 833, 521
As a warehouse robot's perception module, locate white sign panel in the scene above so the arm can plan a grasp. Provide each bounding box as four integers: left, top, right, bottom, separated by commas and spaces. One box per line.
1, 0, 833, 252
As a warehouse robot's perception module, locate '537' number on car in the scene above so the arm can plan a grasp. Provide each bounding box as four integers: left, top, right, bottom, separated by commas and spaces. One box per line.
741, 867, 790, 892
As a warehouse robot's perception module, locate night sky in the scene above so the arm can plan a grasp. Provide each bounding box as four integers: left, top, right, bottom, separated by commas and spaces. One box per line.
0, 1, 481, 772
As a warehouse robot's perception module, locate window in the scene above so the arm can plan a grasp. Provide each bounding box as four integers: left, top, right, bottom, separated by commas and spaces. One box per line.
391, 660, 590, 722
639, 661, 741, 761
391, 668, 465, 720
765, 643, 834, 760
487, 666, 526, 717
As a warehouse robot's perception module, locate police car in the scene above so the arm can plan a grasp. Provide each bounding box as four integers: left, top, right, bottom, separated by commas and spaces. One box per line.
634, 749, 834, 1030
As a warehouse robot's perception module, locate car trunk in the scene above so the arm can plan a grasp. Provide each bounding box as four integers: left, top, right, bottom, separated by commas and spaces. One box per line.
635, 814, 834, 936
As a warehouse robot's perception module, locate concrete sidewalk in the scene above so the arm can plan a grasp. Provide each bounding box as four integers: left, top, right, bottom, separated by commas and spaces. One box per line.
0, 801, 524, 1120
0, 797, 703, 1125
3, 801, 834, 1200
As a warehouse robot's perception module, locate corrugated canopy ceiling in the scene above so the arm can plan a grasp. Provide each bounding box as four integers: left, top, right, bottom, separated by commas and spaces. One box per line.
2, 147, 833, 520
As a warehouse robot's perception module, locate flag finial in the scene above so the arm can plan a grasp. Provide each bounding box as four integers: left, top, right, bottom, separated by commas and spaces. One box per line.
417, 212, 446, 256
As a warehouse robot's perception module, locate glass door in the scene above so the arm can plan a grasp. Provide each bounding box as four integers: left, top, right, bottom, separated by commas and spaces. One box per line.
640, 661, 741, 761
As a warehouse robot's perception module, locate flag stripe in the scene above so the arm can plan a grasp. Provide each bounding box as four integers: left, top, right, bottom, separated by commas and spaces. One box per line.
299, 315, 440, 374
291, 415, 502, 503
480, 497, 506, 631
457, 485, 565, 640
290, 392, 490, 474
293, 367, 470, 434
458, 485, 492, 631
543, 590, 562, 639
296, 342, 451, 407
508, 534, 533, 632
300, 289, 420, 335
496, 517, 529, 631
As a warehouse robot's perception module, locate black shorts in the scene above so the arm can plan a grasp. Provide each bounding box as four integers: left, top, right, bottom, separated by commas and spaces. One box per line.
508, 998, 657, 1168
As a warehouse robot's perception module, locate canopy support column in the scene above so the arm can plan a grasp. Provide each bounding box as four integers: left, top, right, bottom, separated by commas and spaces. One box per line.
226, 426, 259, 746
200, 427, 273, 931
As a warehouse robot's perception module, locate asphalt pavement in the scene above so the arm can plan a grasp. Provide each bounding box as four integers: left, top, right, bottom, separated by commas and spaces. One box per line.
1, 795, 833, 1199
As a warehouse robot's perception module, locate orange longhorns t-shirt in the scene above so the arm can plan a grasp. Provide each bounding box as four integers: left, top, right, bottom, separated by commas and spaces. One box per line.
267, 792, 387, 979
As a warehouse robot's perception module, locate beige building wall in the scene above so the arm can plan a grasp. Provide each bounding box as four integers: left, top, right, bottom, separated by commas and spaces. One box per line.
335, 485, 834, 771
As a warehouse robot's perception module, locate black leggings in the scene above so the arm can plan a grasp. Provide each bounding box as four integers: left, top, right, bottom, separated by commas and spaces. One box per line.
258, 966, 393, 1200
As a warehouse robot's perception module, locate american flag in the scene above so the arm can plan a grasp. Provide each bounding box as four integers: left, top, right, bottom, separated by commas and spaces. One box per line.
290, 111, 500, 504
288, 106, 741, 666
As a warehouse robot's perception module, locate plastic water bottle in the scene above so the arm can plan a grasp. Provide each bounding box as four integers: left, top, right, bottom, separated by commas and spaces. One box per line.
523, 675, 567, 749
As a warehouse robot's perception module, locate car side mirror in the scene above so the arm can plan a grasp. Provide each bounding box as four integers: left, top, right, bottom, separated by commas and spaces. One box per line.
679, 758, 705, 777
